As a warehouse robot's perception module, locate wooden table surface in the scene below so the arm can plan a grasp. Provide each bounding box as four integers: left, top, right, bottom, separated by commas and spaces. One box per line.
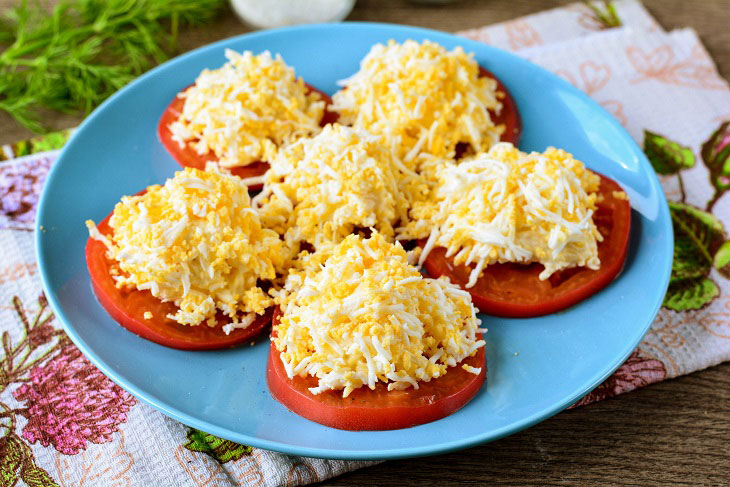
1, 1, 728, 485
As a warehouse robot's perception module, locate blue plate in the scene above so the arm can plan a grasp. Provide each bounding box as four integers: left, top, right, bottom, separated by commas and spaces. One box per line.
36, 23, 672, 460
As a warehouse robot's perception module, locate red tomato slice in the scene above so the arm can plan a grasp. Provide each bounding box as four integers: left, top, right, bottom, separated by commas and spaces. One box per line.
266, 308, 486, 430
85, 212, 273, 350
157, 84, 338, 190
480, 66, 521, 145
422, 173, 631, 318
453, 67, 520, 159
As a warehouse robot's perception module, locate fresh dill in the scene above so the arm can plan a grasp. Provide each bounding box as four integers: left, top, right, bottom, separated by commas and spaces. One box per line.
0, 0, 226, 132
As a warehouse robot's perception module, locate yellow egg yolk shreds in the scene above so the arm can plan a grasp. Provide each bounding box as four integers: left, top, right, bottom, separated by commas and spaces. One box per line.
253, 123, 425, 249
272, 232, 485, 398
168, 49, 326, 169
331, 39, 503, 171
86, 167, 287, 329
401, 143, 603, 286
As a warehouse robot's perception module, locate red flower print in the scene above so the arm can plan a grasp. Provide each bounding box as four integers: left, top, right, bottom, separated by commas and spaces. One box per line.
571, 350, 667, 408
12, 345, 136, 455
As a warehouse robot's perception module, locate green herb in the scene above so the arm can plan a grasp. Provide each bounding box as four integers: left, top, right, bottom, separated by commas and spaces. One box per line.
0, 0, 226, 133
583, 1, 621, 29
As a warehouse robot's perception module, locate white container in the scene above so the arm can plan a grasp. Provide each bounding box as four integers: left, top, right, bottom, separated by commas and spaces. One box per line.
231, 0, 356, 29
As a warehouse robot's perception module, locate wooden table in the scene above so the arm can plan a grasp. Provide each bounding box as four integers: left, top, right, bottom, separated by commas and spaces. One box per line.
1, 1, 728, 485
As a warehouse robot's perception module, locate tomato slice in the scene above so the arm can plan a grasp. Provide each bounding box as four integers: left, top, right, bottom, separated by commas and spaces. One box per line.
480, 66, 521, 145
266, 308, 486, 430
157, 84, 338, 190
453, 67, 520, 159
85, 212, 273, 350
421, 173, 631, 318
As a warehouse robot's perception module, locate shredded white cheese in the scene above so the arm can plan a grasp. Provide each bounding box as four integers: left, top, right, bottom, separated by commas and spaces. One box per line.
273, 232, 485, 398
254, 123, 425, 249
168, 49, 326, 168
86, 167, 290, 327
400, 143, 603, 286
332, 39, 503, 173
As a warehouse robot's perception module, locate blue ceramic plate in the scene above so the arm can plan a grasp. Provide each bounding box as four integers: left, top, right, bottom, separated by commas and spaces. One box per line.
36, 23, 672, 460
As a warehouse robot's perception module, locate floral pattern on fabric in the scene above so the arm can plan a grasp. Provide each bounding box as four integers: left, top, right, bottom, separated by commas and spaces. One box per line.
641, 124, 730, 311
183, 428, 251, 463
0, 155, 54, 230
12, 345, 136, 455
0, 294, 136, 486
572, 350, 667, 407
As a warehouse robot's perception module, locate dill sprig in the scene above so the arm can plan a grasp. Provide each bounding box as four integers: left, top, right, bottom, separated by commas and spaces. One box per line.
0, 0, 226, 132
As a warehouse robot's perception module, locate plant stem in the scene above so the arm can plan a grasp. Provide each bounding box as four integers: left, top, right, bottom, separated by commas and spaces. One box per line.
12, 296, 30, 333
584, 1, 621, 29
0, 402, 17, 434
0, 333, 29, 376
13, 340, 65, 377
706, 189, 724, 213
677, 173, 687, 202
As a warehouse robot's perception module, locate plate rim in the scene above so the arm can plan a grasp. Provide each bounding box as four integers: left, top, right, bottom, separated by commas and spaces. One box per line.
35, 21, 673, 460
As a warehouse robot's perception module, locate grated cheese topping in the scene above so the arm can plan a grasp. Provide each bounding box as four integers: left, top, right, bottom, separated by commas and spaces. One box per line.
253, 123, 425, 249
332, 39, 503, 171
86, 167, 287, 328
168, 49, 326, 168
400, 143, 604, 286
272, 231, 485, 398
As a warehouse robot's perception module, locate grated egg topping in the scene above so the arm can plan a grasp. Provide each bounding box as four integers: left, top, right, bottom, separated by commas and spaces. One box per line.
86, 167, 287, 329
331, 39, 503, 171
272, 231, 485, 398
401, 143, 604, 287
253, 123, 425, 249
168, 49, 326, 168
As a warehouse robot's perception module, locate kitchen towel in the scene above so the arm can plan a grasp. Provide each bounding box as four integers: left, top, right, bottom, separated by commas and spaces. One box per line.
0, 1, 728, 485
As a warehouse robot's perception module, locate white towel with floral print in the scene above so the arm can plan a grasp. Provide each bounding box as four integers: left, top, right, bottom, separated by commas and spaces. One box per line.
1, 1, 729, 486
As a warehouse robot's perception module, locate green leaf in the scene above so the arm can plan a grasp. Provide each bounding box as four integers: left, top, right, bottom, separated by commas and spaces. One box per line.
670, 244, 709, 284
663, 277, 720, 311
183, 428, 251, 464
27, 129, 72, 153
701, 121, 730, 172
0, 432, 60, 487
666, 203, 726, 308
14, 140, 31, 157
0, 434, 22, 487
669, 202, 726, 277
643, 130, 696, 175
20, 462, 59, 487
714, 241, 730, 279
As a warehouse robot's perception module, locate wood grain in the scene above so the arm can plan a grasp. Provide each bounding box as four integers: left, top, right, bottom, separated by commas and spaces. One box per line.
321, 362, 730, 486
0, 1, 728, 485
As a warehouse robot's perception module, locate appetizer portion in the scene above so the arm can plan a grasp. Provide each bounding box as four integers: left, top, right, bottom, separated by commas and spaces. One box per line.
253, 123, 424, 249
332, 39, 520, 174
85, 167, 287, 349
268, 232, 486, 430
402, 143, 631, 317
158, 49, 335, 183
